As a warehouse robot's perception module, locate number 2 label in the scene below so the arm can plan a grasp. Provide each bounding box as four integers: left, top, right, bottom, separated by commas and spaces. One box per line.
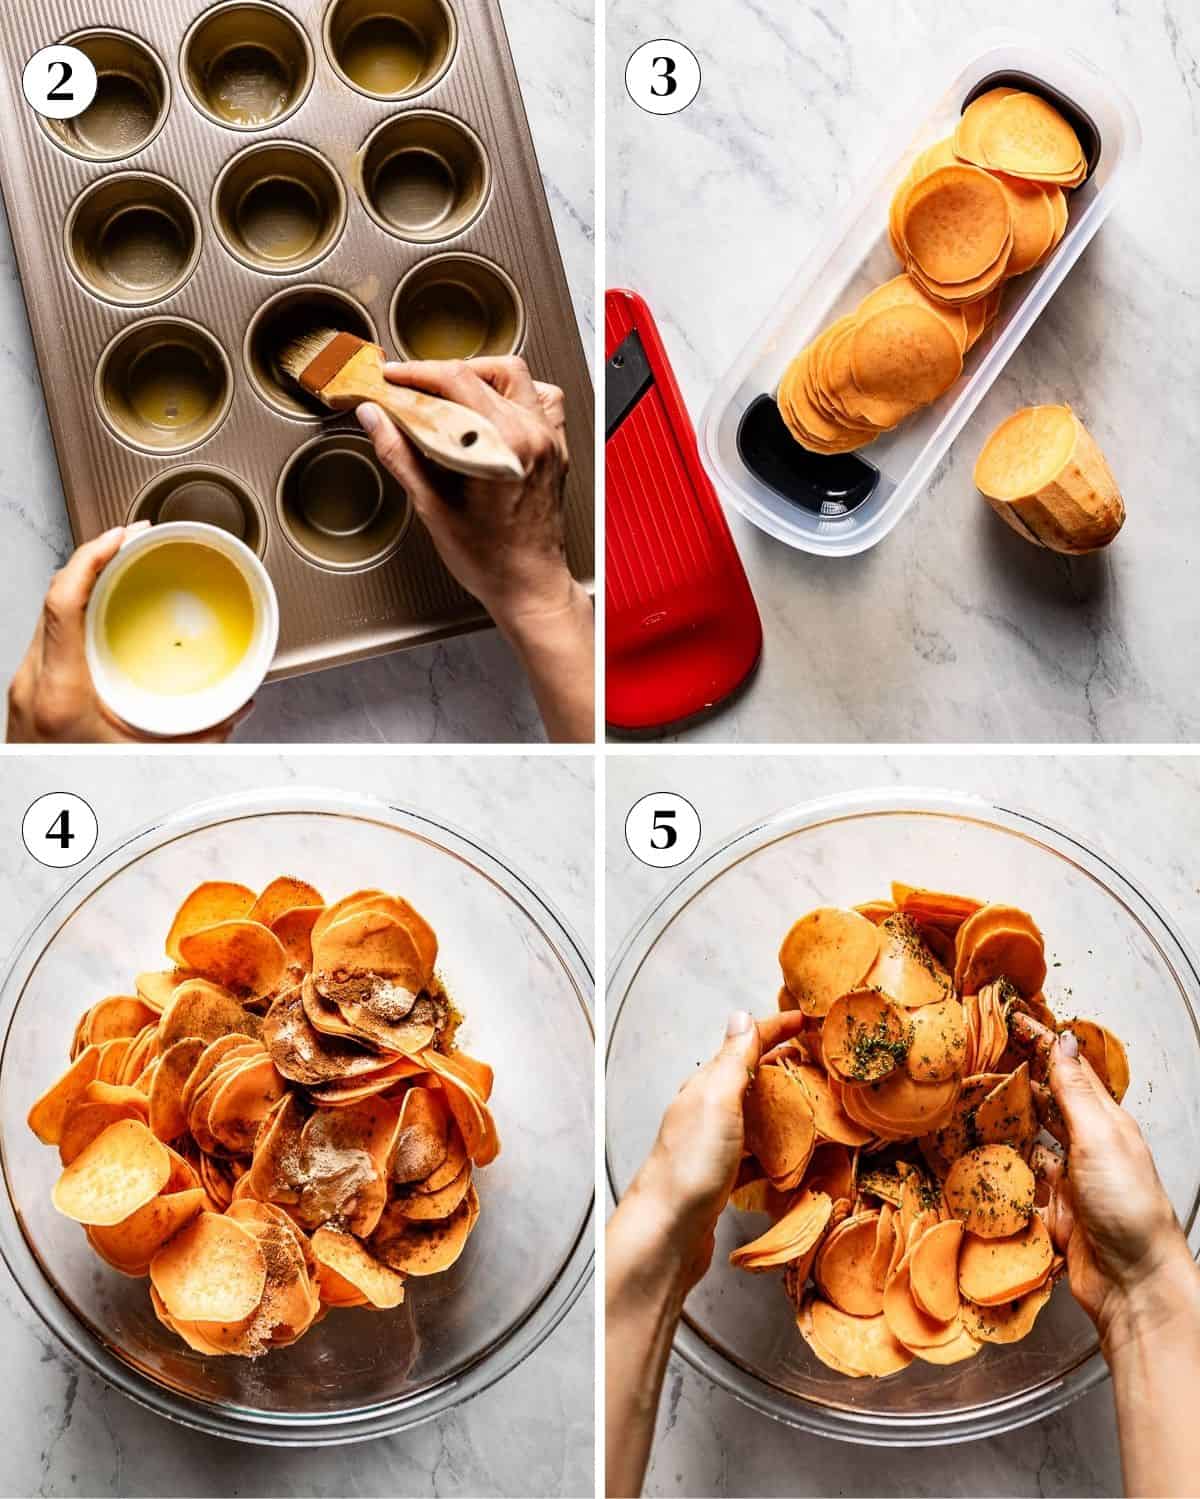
22, 45, 97, 121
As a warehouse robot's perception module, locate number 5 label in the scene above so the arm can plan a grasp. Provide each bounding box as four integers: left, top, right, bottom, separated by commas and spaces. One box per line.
625, 793, 702, 869
22, 45, 98, 121
21, 793, 99, 869
625, 40, 702, 117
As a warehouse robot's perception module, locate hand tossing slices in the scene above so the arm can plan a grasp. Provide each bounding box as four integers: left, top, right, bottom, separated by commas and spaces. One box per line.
730, 881, 1129, 1377
28, 877, 499, 1358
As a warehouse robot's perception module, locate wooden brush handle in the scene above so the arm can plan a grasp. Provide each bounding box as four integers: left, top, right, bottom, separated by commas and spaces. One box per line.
324, 350, 526, 482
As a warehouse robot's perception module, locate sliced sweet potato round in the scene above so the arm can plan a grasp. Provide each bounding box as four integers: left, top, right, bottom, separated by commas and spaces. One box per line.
150, 1210, 267, 1322
908, 1218, 963, 1322
136, 969, 194, 1012
160, 979, 258, 1049
248, 1092, 307, 1205
844, 1070, 959, 1136
814, 1211, 884, 1316
391, 1086, 451, 1184
865, 914, 954, 1009
778, 908, 882, 1016
959, 1214, 1052, 1305
84, 995, 159, 1046
905, 998, 967, 1083
207, 1055, 287, 1155
974, 1063, 1037, 1151
311, 1226, 406, 1309
823, 990, 910, 1084
313, 911, 424, 988
28, 1046, 102, 1145
179, 921, 287, 999
87, 1187, 206, 1276
961, 1277, 1054, 1344
729, 1188, 833, 1271
954, 903, 1046, 996
744, 1064, 817, 1189
149, 1037, 207, 1142
249, 877, 325, 930
911, 1324, 982, 1364
52, 1117, 171, 1226
979, 92, 1084, 181
396, 1160, 472, 1221
58, 1097, 147, 1166
166, 883, 257, 963
271, 905, 323, 973
372, 1183, 480, 1276
802, 1141, 858, 1206
419, 1049, 501, 1167
944, 1144, 1035, 1238
882, 1257, 961, 1349
808, 1295, 912, 1377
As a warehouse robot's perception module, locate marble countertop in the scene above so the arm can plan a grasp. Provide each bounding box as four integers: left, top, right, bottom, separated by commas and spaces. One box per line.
0, 753, 594, 1497
0, 0, 594, 746
606, 752, 1200, 1496
608, 0, 1200, 743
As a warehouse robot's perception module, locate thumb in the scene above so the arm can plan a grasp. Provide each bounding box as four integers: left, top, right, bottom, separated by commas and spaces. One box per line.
1048, 1032, 1116, 1142
706, 1011, 762, 1109
41, 527, 132, 678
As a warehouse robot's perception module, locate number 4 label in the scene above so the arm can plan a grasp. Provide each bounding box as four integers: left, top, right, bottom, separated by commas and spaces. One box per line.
21, 793, 99, 869
23, 45, 98, 121
625, 40, 702, 117
625, 793, 702, 869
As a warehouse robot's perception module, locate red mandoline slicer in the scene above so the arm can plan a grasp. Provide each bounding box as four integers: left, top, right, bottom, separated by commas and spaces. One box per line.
605, 289, 762, 735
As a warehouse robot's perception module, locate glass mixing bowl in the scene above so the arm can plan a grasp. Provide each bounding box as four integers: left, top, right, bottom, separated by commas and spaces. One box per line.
607, 789, 1200, 1445
0, 789, 593, 1445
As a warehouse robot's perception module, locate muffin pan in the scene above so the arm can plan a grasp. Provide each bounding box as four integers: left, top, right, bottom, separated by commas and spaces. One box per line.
0, 0, 592, 677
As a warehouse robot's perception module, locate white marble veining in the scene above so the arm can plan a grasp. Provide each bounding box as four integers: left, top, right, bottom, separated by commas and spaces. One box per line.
606, 753, 1200, 1496
0, 0, 594, 747
0, 754, 594, 1497
607, 0, 1200, 743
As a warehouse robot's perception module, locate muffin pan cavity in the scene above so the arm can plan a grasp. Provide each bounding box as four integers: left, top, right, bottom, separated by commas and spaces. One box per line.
214, 141, 347, 273
96, 318, 233, 454
277, 431, 412, 571
391, 253, 525, 360
42, 30, 169, 162
359, 111, 490, 243
182, 1, 314, 130
325, 0, 456, 101
245, 285, 377, 419
67, 174, 201, 306
127, 465, 268, 557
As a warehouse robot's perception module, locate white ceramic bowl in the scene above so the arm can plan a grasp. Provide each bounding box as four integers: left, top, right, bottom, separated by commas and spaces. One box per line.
85, 521, 279, 736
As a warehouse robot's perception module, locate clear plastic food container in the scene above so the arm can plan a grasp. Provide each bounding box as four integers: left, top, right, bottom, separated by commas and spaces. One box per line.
699, 32, 1141, 556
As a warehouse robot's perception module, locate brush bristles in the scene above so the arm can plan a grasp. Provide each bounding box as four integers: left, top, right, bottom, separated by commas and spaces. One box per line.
277, 326, 344, 381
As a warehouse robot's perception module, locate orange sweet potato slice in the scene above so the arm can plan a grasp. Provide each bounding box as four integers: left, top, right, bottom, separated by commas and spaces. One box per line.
305, 1056, 424, 1107
149, 1037, 206, 1142
778, 908, 882, 1017
844, 1070, 959, 1137
58, 1096, 147, 1165
814, 1211, 884, 1316
94, 1039, 133, 1084
894, 884, 982, 934
207, 1055, 287, 1155
802, 1142, 858, 1206
150, 1210, 266, 1322
905, 998, 967, 1083
313, 911, 424, 989
729, 1188, 833, 1271
944, 1145, 1035, 1238
870, 1203, 896, 1289
28, 1046, 102, 1144
974, 1063, 1037, 1151
805, 1295, 912, 1377
87, 1187, 206, 1277
248, 1092, 307, 1205
397, 1161, 472, 1220
744, 1064, 817, 1189
271, 905, 323, 972
908, 1218, 963, 1322
179, 921, 287, 999
422, 1120, 469, 1193
372, 1183, 480, 1276
249, 877, 325, 930
959, 1214, 1052, 1305
316, 1259, 370, 1308
1069, 1019, 1129, 1102
882, 1255, 961, 1350
419, 1049, 500, 1167
53, 1118, 171, 1225
911, 1324, 983, 1364
854, 900, 897, 925
263, 986, 396, 1086
823, 990, 910, 1084
310, 889, 390, 945
391, 1086, 450, 1184
83, 995, 159, 1046
296, 1095, 401, 1235
786, 1062, 874, 1148
954, 904, 1046, 996
166, 883, 257, 963
961, 1277, 1054, 1344
311, 1227, 406, 1309
865, 914, 953, 1008
136, 968, 195, 1012
160, 979, 258, 1049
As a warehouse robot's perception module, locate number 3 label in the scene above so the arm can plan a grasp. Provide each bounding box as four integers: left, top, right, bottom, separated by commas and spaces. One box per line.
22, 45, 98, 121
21, 793, 99, 869
625, 793, 702, 869
625, 40, 701, 117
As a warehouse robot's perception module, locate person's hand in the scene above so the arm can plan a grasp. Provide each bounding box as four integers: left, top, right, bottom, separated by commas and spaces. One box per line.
356, 356, 578, 631
7, 526, 251, 745
624, 1010, 810, 1292
1043, 1032, 1195, 1353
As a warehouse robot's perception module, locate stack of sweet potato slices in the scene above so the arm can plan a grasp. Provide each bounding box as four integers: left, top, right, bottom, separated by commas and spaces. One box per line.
729, 881, 1129, 1377
778, 88, 1082, 455
27, 876, 499, 1357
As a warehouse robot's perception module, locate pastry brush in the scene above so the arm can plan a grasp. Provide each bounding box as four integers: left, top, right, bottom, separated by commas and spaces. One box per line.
279, 329, 526, 482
